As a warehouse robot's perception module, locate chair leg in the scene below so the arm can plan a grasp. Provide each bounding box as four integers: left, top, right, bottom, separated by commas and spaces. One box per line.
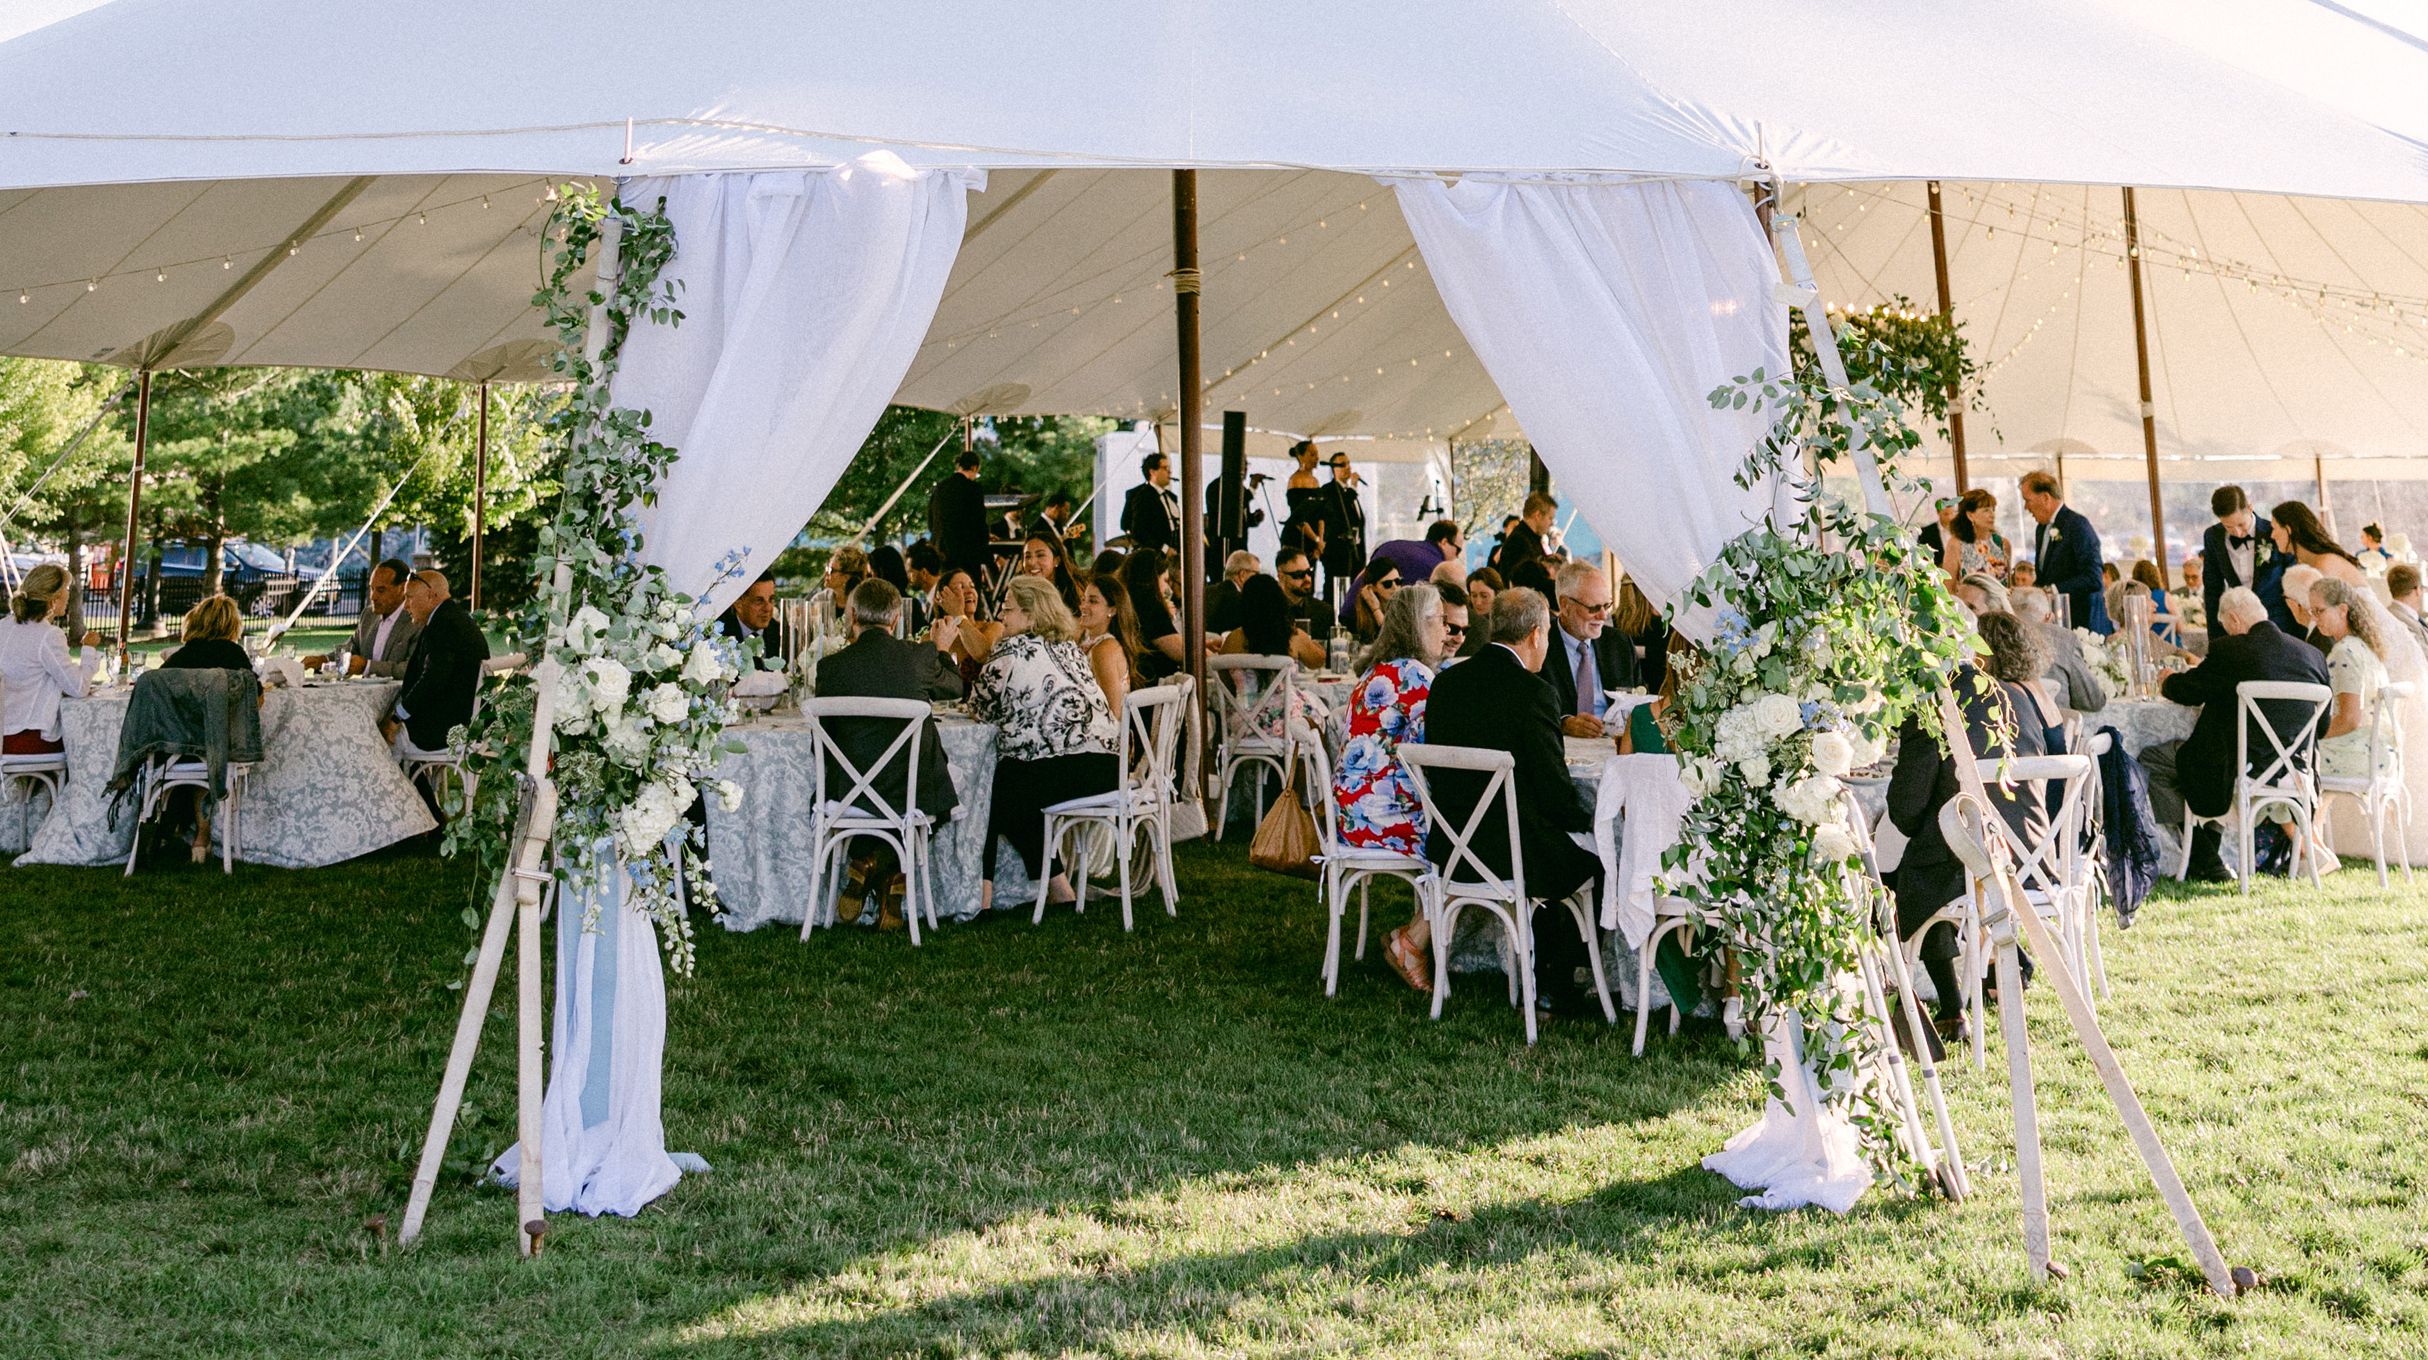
1631, 927, 1657, 1056
1428, 900, 1454, 1020
1515, 915, 1539, 1046
1573, 897, 1616, 1025
801, 829, 828, 940
1322, 862, 1343, 995
1032, 819, 1061, 924
1354, 878, 1371, 961
1214, 761, 1233, 841
1157, 816, 1179, 914
1114, 819, 1136, 931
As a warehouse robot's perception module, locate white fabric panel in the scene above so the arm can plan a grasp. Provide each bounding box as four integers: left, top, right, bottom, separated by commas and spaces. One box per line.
489, 844, 710, 1218
1700, 1016, 1873, 1213
618, 161, 978, 613
1394, 176, 1786, 628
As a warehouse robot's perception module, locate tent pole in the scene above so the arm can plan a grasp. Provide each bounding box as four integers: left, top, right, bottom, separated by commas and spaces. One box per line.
471, 380, 489, 612
1172, 170, 1208, 731
2121, 188, 2169, 589
2315, 454, 2332, 539
1926, 181, 1971, 493
114, 371, 152, 672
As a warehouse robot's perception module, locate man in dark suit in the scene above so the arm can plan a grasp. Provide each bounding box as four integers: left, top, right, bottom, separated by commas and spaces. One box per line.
385, 568, 490, 759
813, 579, 964, 928
2199, 484, 2294, 640
715, 572, 791, 669
1534, 560, 1640, 737
1915, 497, 1956, 562
1119, 452, 1181, 556
1316, 452, 1368, 603
927, 447, 991, 581
1497, 491, 1556, 585
1421, 586, 1599, 1017
2020, 469, 2112, 634
1205, 550, 1260, 635
2140, 586, 2330, 882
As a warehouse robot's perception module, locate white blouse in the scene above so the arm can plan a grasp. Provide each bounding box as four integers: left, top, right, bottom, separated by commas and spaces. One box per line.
0, 615, 91, 741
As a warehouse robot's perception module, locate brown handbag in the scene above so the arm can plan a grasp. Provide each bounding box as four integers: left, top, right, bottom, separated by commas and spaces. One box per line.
1248, 769, 1323, 879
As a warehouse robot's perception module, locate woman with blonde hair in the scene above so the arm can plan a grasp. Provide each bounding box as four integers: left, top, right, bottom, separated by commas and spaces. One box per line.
164, 594, 251, 671
970, 574, 1121, 913
0, 563, 99, 754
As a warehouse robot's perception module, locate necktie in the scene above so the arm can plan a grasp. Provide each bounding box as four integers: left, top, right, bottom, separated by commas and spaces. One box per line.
1574, 639, 1596, 718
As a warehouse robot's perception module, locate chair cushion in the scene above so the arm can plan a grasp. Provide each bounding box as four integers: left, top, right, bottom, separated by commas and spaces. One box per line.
1043, 789, 1156, 816
0, 754, 66, 772
1320, 847, 1427, 872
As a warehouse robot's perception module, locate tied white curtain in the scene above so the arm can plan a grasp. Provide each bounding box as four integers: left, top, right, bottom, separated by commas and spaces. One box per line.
1391, 176, 1788, 638
621, 157, 981, 616
491, 844, 710, 1216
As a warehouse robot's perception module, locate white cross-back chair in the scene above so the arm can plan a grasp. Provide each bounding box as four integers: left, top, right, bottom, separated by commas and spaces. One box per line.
0, 679, 67, 845
123, 755, 255, 875
1397, 742, 1614, 1046
1630, 893, 1706, 1057
2175, 680, 2333, 893
1035, 680, 1188, 930
800, 697, 942, 944
2318, 679, 2414, 889
1206, 654, 1298, 839
398, 654, 524, 812
1289, 717, 1431, 996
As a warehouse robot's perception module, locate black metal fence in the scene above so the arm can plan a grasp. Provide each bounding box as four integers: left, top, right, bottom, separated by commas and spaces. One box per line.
79, 573, 366, 642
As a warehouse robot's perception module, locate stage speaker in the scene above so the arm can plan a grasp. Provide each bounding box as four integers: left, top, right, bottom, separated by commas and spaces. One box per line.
1215, 410, 1248, 539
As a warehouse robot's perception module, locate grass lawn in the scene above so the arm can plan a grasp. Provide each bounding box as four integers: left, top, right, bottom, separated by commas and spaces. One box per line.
2, 839, 2425, 1358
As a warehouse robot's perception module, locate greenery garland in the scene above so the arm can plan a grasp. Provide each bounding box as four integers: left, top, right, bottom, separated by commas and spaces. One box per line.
1663, 325, 1983, 1184
441, 187, 746, 977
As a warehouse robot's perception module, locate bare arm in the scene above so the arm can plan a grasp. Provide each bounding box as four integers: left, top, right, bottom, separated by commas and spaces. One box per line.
1087, 637, 1130, 714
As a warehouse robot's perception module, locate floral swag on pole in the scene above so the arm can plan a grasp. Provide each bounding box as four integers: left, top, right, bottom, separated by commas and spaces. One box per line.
1664, 325, 1982, 1183
443, 187, 746, 977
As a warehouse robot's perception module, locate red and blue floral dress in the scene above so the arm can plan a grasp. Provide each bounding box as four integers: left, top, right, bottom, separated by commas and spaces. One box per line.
1335, 658, 1433, 856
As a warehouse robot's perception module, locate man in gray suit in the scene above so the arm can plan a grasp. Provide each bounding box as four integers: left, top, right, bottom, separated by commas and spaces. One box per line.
812, 579, 964, 930
2014, 587, 2108, 714
304, 558, 422, 678
2388, 564, 2428, 653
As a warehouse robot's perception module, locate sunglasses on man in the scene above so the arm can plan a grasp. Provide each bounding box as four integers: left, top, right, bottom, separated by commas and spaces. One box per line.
1281, 567, 1315, 580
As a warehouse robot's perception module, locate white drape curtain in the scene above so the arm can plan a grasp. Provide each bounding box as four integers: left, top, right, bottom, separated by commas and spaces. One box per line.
620, 156, 982, 616
1391, 176, 1788, 638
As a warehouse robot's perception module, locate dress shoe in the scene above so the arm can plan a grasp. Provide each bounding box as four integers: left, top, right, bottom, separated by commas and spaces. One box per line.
2184, 859, 2235, 885
876, 875, 907, 933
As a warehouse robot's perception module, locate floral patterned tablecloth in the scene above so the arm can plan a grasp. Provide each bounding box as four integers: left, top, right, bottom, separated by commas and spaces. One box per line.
8, 678, 436, 868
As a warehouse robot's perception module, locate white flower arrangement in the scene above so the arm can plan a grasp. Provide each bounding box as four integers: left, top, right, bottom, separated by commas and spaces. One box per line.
2076, 625, 2129, 694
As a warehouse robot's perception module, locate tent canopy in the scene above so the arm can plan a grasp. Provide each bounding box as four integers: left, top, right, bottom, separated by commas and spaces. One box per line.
4, 1, 2428, 459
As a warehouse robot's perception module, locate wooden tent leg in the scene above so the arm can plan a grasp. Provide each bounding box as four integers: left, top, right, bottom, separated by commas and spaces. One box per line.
1992, 927, 2051, 1278
398, 857, 522, 1247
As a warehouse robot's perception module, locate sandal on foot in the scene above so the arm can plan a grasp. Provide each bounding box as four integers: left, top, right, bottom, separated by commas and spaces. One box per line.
1384, 928, 1433, 993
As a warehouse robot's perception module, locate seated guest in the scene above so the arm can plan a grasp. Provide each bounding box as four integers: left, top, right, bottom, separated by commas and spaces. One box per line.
1354, 519, 1463, 614
866, 543, 912, 597
1421, 586, 1600, 1019
2010, 561, 2038, 591
163, 594, 252, 671
2302, 577, 2390, 873
1978, 611, 2066, 757
1618, 638, 1697, 756
814, 546, 871, 634
1429, 557, 1468, 590
384, 570, 489, 761
716, 571, 790, 667
305, 558, 420, 678
2180, 554, 2204, 608
812, 579, 964, 930
1122, 547, 1187, 682
1223, 574, 1325, 671
2129, 560, 2181, 645
2012, 587, 2107, 714
1887, 652, 2050, 1039
1954, 572, 2008, 616
2278, 563, 2327, 652
970, 576, 1121, 913
1075, 573, 1144, 715
2387, 564, 2428, 651
931, 568, 999, 688
1434, 581, 1471, 662
1456, 568, 1501, 659
1537, 559, 1638, 738
1274, 547, 1333, 646
1344, 552, 1403, 645
1338, 582, 1448, 993
0, 564, 98, 755
2139, 587, 2329, 883
1019, 529, 1081, 612
1613, 576, 1669, 695
1206, 550, 1260, 635
904, 541, 944, 633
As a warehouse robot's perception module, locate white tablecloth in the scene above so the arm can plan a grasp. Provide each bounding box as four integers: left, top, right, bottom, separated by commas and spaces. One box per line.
2089, 696, 2197, 756
705, 712, 1041, 932
8, 678, 435, 868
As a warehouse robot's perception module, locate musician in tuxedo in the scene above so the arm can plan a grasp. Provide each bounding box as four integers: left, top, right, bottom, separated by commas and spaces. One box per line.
1420, 586, 1599, 1016
385, 569, 489, 760
927, 447, 992, 580
2199, 484, 2294, 640
2021, 469, 2112, 634
1534, 559, 1640, 738
2141, 587, 2329, 882
1119, 452, 1181, 557
1316, 451, 1368, 602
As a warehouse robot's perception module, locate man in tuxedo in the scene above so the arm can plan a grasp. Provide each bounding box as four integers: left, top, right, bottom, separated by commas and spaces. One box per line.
927, 447, 991, 581
305, 558, 421, 678
2021, 470, 2111, 635
1915, 497, 1956, 561
1534, 559, 1639, 738
716, 572, 791, 668
2199, 484, 2293, 641
1498, 492, 1556, 585
1119, 452, 1181, 557
1317, 452, 1368, 603
813, 579, 965, 928
2388, 564, 2428, 652
1420, 586, 1599, 1017
2140, 587, 2329, 882
384, 569, 489, 761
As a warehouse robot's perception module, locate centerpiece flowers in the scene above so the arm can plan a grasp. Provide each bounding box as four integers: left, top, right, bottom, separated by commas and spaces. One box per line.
1662, 336, 1983, 1181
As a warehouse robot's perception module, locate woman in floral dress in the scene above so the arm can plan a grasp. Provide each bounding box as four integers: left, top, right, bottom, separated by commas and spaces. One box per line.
1335, 583, 1448, 992
971, 575, 1121, 912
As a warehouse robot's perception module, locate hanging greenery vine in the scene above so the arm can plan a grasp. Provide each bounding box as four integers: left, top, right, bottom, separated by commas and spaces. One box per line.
441, 186, 746, 977
1663, 323, 1984, 1185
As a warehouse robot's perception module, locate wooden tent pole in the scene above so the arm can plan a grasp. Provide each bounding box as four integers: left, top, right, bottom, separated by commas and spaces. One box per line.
2122, 188, 2170, 588
1172, 171, 1208, 730
1926, 181, 1971, 493
114, 370, 152, 672
471, 381, 489, 612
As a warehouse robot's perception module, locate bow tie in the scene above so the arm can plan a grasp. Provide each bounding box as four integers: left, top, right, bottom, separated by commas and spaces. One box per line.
2228, 535, 2253, 548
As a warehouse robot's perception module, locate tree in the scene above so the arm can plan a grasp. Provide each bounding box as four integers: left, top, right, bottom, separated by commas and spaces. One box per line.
0, 358, 134, 634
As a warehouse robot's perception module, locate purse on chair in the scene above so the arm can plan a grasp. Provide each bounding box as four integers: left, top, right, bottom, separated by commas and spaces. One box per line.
1248, 768, 1322, 879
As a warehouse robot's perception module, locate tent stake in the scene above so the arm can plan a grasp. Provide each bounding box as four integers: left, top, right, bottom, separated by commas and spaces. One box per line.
1925, 181, 1971, 493
2122, 188, 2170, 588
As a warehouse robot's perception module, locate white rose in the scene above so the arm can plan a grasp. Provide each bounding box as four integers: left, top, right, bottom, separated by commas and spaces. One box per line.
602, 712, 649, 765
682, 640, 726, 685
1809, 730, 1854, 778
1679, 758, 1713, 797
1752, 693, 1801, 739
1846, 729, 1884, 769
566, 604, 610, 652
1778, 773, 1841, 826
581, 657, 631, 713
1737, 754, 1771, 786
1813, 823, 1858, 861
646, 642, 683, 672
644, 682, 690, 725
618, 779, 687, 850
713, 778, 744, 813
